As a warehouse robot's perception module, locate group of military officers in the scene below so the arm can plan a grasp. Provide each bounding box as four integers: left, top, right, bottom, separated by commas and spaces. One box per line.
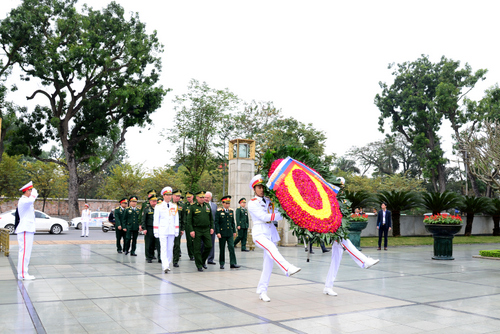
110, 189, 250, 272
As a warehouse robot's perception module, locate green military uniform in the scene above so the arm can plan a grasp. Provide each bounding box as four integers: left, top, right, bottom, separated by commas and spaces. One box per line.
141, 197, 160, 262
173, 190, 185, 266
123, 196, 141, 256
214, 202, 238, 268
114, 198, 127, 253
184, 192, 195, 260
186, 191, 214, 271
233, 198, 250, 251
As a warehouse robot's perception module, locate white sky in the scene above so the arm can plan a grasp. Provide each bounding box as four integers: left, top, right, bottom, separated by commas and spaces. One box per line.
3, 0, 500, 171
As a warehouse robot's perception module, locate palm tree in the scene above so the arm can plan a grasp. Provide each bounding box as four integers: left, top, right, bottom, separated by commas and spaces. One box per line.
376, 190, 421, 237
344, 190, 373, 213
459, 196, 492, 236
421, 191, 462, 215
334, 157, 360, 174
485, 198, 500, 236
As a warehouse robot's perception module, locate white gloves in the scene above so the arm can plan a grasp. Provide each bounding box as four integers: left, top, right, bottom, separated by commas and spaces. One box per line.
31, 188, 38, 199
154, 234, 159, 238
175, 233, 179, 237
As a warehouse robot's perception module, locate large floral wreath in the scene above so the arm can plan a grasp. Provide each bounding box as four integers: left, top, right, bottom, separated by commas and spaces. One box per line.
262, 146, 351, 244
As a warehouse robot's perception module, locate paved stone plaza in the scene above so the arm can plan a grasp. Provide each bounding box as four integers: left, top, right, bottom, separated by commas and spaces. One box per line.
1, 240, 500, 333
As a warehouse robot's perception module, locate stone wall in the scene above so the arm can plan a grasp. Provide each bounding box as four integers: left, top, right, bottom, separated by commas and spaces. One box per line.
0, 198, 120, 219
361, 215, 496, 237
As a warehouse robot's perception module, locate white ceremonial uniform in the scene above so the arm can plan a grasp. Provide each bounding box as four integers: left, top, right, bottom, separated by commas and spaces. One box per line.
324, 239, 379, 294
248, 196, 293, 294
81, 208, 91, 237
153, 201, 179, 271
16, 188, 38, 279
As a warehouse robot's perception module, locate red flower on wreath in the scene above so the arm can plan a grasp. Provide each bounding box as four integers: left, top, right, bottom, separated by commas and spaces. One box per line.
268, 159, 342, 233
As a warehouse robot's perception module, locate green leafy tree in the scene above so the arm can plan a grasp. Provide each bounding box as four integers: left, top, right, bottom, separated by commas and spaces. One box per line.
2, 0, 167, 219
344, 190, 373, 213
169, 79, 239, 192
333, 157, 360, 174
142, 166, 186, 197
233, 101, 333, 171
459, 120, 500, 194
375, 55, 486, 192
421, 191, 462, 215
98, 163, 146, 200
24, 160, 68, 212
375, 190, 421, 237
0, 154, 26, 204
459, 196, 491, 236
0, 102, 19, 161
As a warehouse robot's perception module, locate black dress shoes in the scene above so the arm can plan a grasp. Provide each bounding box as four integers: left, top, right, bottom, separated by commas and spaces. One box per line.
147, 259, 152, 263
230, 265, 241, 269
158, 259, 162, 263
190, 257, 195, 261
124, 251, 129, 255
118, 251, 123, 254
322, 249, 331, 253
197, 268, 203, 272
131, 253, 137, 256
173, 263, 179, 267
152, 256, 157, 260
220, 265, 224, 269
242, 249, 250, 252
207, 261, 216, 265
202, 264, 208, 269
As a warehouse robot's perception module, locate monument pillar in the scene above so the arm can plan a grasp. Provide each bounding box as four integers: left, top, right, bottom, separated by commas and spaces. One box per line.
228, 139, 255, 212
228, 139, 297, 246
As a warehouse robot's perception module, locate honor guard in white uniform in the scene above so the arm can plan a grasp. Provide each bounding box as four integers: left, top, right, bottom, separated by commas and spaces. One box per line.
16, 181, 38, 280
81, 203, 91, 237
247, 175, 301, 302
323, 239, 379, 296
323, 177, 379, 296
154, 187, 179, 273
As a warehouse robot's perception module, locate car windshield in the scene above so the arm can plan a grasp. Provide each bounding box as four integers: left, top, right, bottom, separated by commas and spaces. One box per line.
35, 211, 47, 219
91, 213, 99, 218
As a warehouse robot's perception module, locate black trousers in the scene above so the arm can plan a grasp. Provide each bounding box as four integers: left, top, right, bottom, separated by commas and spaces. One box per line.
378, 224, 390, 248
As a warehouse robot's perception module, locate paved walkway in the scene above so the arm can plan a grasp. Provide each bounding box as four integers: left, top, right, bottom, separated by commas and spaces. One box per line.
1, 240, 500, 333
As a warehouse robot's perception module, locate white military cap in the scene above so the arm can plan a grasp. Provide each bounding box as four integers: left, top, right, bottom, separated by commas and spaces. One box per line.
161, 187, 173, 195
249, 174, 265, 191
19, 181, 34, 192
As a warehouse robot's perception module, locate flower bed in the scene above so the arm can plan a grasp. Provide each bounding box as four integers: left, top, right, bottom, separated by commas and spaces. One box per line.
424, 213, 462, 224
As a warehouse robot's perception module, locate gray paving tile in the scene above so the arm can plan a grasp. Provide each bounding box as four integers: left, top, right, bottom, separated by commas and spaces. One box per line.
2, 243, 500, 333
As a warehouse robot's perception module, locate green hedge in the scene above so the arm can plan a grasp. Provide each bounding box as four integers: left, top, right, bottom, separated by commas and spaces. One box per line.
479, 250, 500, 258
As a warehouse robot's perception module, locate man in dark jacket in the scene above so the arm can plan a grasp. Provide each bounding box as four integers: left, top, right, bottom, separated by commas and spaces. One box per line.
376, 202, 392, 250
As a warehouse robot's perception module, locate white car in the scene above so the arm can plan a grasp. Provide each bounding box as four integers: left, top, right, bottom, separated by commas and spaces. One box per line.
71, 211, 110, 229
0, 209, 70, 234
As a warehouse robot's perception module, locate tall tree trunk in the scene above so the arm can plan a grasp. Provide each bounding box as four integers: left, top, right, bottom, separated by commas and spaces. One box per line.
438, 163, 447, 193
392, 210, 401, 237
493, 215, 500, 236
66, 155, 80, 220
464, 212, 474, 236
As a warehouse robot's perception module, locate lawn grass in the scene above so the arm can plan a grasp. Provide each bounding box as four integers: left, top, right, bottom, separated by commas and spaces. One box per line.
360, 235, 500, 248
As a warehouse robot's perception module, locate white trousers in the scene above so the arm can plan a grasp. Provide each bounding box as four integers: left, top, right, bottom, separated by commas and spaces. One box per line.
159, 235, 175, 271
325, 239, 368, 288
254, 233, 292, 294
17, 231, 34, 279
81, 221, 89, 236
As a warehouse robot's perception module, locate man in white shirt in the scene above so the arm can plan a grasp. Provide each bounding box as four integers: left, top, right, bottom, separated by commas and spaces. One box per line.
16, 181, 38, 280
247, 175, 301, 302
81, 203, 91, 237
154, 187, 179, 273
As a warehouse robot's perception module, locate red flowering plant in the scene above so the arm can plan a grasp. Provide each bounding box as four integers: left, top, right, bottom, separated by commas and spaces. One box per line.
349, 213, 369, 222
262, 146, 350, 244
423, 213, 463, 225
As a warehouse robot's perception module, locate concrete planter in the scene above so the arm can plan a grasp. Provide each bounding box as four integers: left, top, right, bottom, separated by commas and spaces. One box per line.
348, 221, 368, 250
424, 224, 463, 260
